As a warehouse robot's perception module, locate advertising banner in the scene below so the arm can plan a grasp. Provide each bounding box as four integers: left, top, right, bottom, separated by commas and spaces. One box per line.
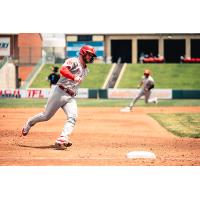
108, 89, 172, 99
0, 88, 89, 98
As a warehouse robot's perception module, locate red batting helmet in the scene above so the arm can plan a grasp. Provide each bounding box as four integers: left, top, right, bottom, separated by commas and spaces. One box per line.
144, 69, 151, 75
79, 45, 97, 57
79, 45, 97, 63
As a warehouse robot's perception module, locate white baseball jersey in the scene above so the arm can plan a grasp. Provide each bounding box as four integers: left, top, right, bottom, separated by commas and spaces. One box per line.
141, 75, 154, 91
57, 57, 89, 96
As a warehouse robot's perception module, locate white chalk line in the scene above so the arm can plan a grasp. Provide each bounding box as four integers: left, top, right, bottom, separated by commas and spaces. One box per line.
0, 156, 199, 161
1, 157, 122, 161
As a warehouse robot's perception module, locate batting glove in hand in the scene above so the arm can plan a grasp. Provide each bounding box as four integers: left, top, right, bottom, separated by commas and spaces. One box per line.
74, 76, 83, 84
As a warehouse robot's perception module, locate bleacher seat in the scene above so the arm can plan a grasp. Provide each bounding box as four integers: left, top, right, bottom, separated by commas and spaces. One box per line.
182, 58, 200, 63
143, 57, 164, 63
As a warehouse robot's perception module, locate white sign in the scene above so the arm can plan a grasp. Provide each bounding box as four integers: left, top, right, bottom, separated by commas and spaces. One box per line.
0, 37, 10, 56
108, 89, 172, 99
77, 88, 89, 98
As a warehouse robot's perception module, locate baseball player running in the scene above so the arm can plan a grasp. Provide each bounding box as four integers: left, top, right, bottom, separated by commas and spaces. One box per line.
121, 69, 158, 112
21, 45, 97, 148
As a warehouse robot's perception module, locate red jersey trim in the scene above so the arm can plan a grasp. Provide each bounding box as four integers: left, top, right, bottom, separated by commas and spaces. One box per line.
60, 66, 75, 80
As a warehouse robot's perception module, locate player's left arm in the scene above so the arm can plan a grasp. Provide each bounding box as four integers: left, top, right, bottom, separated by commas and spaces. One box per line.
146, 80, 155, 91
148, 84, 154, 90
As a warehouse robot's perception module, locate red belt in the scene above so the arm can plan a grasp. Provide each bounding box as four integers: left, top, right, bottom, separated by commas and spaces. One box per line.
58, 85, 75, 96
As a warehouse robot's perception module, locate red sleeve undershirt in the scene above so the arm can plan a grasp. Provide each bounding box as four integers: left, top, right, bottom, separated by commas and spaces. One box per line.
60, 66, 75, 80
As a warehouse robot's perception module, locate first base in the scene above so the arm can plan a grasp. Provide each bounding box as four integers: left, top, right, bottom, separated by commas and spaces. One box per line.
126, 151, 156, 159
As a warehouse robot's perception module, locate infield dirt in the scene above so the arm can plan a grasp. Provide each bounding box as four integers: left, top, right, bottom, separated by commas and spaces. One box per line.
0, 107, 200, 166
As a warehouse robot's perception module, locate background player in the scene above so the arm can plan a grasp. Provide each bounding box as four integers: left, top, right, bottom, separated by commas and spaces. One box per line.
21, 45, 97, 148
47, 66, 60, 89
121, 69, 158, 112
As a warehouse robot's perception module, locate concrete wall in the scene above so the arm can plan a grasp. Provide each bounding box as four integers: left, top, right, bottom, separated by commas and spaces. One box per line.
0, 62, 16, 89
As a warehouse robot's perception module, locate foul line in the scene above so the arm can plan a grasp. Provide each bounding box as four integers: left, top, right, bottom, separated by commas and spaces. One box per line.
0, 156, 199, 161
0, 157, 124, 161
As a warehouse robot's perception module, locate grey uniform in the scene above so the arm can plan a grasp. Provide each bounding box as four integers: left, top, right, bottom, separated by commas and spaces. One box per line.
25, 57, 89, 138
129, 75, 156, 108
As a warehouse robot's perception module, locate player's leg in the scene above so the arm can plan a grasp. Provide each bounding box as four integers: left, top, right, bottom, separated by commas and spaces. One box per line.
121, 90, 144, 112
44, 84, 56, 109
146, 91, 158, 104
148, 97, 158, 103
55, 98, 77, 147
22, 86, 65, 136
129, 90, 144, 110
144, 91, 151, 103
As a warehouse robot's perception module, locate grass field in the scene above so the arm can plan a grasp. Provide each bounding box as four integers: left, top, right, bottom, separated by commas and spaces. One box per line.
30, 64, 112, 89
149, 113, 200, 138
29, 63, 200, 89
0, 98, 200, 108
80, 64, 112, 88
118, 63, 200, 89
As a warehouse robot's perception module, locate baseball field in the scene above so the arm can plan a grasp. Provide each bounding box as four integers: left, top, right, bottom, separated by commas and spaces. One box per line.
0, 99, 200, 166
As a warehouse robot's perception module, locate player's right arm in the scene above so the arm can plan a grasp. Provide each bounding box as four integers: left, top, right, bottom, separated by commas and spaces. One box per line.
137, 76, 144, 88
137, 81, 143, 88
60, 59, 82, 83
60, 66, 75, 80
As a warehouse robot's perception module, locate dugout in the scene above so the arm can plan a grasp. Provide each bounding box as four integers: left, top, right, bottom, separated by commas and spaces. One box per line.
191, 39, 200, 58
164, 39, 185, 63
111, 40, 132, 63
137, 39, 158, 62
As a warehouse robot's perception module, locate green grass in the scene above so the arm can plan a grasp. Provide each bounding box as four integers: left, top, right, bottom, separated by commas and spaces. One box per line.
29, 63, 200, 89
149, 113, 200, 138
80, 64, 112, 88
30, 64, 112, 89
118, 64, 200, 89
0, 98, 47, 108
0, 98, 200, 108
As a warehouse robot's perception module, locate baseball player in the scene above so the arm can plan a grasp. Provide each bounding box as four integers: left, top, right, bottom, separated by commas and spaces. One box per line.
47, 66, 60, 88
121, 69, 158, 112
21, 45, 97, 148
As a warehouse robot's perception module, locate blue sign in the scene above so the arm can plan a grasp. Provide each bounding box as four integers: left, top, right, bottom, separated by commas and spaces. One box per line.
66, 41, 104, 58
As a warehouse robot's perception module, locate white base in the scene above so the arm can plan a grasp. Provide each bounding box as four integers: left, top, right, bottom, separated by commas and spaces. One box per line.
120, 107, 131, 112
126, 151, 156, 159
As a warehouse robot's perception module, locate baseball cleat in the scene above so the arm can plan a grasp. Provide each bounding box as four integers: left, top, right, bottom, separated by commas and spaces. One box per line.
120, 106, 131, 112
21, 124, 31, 136
154, 97, 158, 104
55, 136, 72, 148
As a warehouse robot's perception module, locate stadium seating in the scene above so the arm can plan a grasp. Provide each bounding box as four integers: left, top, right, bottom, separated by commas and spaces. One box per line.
181, 58, 200, 63
143, 57, 164, 63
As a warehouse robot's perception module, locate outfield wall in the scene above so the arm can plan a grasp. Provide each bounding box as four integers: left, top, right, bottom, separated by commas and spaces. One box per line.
0, 89, 200, 99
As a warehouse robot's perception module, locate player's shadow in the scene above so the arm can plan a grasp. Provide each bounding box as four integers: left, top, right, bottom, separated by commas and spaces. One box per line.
17, 144, 67, 151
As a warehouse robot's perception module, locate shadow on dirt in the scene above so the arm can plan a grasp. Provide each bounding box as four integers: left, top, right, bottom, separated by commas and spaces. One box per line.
17, 144, 70, 151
